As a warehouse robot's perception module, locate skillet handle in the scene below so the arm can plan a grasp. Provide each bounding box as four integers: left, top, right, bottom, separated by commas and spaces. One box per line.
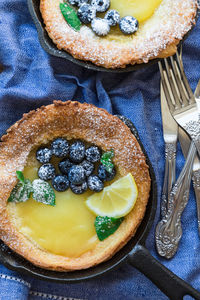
128, 244, 200, 300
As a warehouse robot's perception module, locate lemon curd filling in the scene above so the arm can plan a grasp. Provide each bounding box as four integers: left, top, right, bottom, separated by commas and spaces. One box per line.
104, 0, 162, 41
110, 0, 162, 23
8, 156, 98, 258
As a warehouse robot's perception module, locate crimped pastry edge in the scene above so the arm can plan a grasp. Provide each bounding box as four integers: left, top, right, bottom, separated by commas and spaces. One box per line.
0, 101, 150, 271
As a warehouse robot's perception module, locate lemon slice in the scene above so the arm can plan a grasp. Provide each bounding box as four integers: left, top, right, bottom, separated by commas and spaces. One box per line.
85, 173, 138, 218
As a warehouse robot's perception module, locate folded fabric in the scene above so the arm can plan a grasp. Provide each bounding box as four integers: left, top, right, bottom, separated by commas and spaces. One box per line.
0, 1, 200, 299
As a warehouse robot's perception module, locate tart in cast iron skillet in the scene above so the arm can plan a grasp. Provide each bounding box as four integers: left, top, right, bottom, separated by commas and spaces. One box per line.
36, 0, 198, 69
0, 101, 200, 299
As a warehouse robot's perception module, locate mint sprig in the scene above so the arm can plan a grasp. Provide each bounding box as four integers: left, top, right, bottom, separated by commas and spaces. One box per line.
100, 149, 115, 173
60, 3, 81, 31
95, 216, 124, 241
8, 171, 33, 203
8, 171, 55, 206
32, 179, 55, 206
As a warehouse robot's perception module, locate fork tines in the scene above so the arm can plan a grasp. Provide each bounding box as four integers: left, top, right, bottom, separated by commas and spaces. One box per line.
158, 53, 196, 113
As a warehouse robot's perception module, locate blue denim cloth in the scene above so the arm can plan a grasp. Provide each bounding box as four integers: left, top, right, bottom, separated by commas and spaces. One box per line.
0, 1, 200, 299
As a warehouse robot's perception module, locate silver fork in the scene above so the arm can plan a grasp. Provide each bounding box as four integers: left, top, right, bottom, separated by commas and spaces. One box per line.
156, 53, 199, 258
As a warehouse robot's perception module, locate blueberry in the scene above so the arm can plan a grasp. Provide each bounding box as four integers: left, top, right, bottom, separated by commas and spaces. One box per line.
51, 138, 69, 157
105, 10, 120, 26
91, 0, 110, 12
59, 159, 73, 175
70, 181, 88, 194
38, 163, 56, 181
69, 140, 85, 163
85, 146, 101, 163
98, 164, 116, 182
77, 4, 96, 24
91, 18, 110, 36
69, 0, 88, 6
119, 16, 139, 35
52, 175, 69, 192
80, 160, 94, 177
36, 147, 52, 163
88, 175, 104, 192
68, 165, 86, 184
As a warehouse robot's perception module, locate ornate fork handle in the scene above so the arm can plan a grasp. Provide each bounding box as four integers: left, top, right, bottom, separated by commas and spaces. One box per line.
161, 143, 176, 218
193, 170, 200, 234
183, 117, 200, 157
156, 142, 196, 258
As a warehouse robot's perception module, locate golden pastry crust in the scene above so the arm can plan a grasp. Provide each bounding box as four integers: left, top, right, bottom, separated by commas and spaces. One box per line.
40, 0, 197, 69
0, 101, 150, 271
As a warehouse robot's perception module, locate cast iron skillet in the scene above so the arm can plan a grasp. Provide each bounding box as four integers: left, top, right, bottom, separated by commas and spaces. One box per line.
0, 116, 200, 299
27, 0, 163, 73
27, 0, 199, 73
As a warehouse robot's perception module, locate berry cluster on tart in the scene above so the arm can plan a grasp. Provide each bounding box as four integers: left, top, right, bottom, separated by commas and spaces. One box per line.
0, 101, 150, 271
40, 0, 198, 68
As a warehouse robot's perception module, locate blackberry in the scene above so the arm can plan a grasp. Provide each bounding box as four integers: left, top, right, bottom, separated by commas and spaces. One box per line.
59, 159, 73, 175
91, 18, 110, 36
77, 4, 96, 24
98, 164, 116, 182
52, 175, 69, 192
80, 160, 94, 177
68, 0, 88, 6
69, 140, 85, 163
36, 147, 52, 163
51, 138, 69, 158
91, 0, 110, 12
85, 146, 101, 163
105, 10, 120, 26
119, 16, 139, 35
38, 163, 56, 181
68, 165, 86, 184
88, 175, 104, 192
70, 181, 88, 194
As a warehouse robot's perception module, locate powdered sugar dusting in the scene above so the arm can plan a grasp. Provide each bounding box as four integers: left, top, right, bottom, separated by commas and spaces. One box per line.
41, 0, 198, 68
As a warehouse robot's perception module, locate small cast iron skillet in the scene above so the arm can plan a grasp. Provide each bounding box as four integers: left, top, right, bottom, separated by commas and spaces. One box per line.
27, 0, 199, 73
0, 116, 200, 299
27, 0, 163, 73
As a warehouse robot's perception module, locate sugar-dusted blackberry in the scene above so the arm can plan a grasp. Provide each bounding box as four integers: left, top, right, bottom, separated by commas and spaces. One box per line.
70, 181, 88, 194
88, 175, 104, 192
77, 4, 96, 24
91, 18, 110, 36
69, 0, 88, 7
51, 138, 69, 158
85, 146, 101, 163
80, 160, 94, 177
119, 16, 139, 35
69, 140, 85, 163
104, 10, 120, 26
68, 165, 86, 184
98, 164, 116, 182
38, 163, 56, 181
91, 0, 110, 12
52, 175, 69, 192
59, 159, 73, 175
36, 147, 52, 163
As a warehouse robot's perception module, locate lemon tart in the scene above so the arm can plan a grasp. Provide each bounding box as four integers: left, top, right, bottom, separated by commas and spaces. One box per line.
40, 0, 198, 68
0, 101, 150, 271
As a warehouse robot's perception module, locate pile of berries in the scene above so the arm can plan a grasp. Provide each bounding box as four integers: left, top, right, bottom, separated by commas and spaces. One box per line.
68, 0, 139, 36
36, 138, 116, 194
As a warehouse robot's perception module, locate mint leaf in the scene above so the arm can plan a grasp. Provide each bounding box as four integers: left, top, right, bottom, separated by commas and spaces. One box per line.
100, 150, 115, 173
32, 179, 55, 206
95, 216, 124, 241
101, 149, 114, 161
16, 171, 25, 183
60, 3, 81, 31
8, 179, 33, 203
